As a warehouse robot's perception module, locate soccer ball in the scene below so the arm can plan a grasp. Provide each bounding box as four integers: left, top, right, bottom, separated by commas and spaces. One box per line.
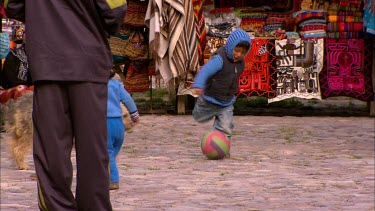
201, 130, 230, 160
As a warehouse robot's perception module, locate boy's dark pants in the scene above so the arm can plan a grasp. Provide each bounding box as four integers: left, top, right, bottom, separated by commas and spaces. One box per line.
32, 81, 112, 211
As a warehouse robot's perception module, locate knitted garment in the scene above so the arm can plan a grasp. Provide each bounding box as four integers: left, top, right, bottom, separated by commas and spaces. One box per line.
224, 28, 251, 60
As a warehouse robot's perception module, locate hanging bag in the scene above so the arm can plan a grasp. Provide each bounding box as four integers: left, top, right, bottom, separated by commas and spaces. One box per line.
124, 30, 149, 60
123, 0, 148, 26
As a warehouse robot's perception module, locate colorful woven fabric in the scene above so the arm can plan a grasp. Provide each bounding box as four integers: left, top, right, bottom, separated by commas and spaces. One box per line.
264, 23, 286, 31
293, 9, 327, 25
236, 38, 278, 98
327, 22, 363, 32
301, 23, 327, 31
269, 38, 324, 103
240, 20, 266, 31
338, 0, 361, 11
218, 0, 301, 13
327, 15, 362, 23
266, 17, 285, 24
123, 0, 148, 26
300, 30, 326, 39
327, 11, 363, 17
193, 0, 207, 65
125, 61, 150, 92
326, 32, 364, 38
319, 38, 374, 101
237, 13, 268, 19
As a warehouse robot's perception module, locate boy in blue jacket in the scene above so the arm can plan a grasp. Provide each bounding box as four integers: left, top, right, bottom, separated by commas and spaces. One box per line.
192, 28, 251, 140
107, 70, 139, 190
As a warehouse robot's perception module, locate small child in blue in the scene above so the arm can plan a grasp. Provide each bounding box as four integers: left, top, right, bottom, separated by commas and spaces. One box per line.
107, 70, 139, 190
191, 28, 251, 140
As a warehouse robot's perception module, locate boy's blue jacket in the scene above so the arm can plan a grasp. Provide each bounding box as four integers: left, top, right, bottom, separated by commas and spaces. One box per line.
107, 79, 138, 118
192, 28, 251, 106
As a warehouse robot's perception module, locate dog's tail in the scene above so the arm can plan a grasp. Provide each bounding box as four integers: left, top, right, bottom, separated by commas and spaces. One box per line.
1, 99, 15, 132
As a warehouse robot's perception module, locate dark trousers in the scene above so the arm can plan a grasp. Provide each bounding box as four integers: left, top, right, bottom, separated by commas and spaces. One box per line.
32, 81, 112, 211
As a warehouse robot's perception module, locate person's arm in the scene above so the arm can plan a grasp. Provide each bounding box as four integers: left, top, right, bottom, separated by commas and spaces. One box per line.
191, 55, 223, 95
117, 82, 139, 124
4, 0, 25, 22
95, 0, 127, 35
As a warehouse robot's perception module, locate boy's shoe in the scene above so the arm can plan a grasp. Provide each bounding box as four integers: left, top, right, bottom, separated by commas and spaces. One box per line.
109, 182, 119, 190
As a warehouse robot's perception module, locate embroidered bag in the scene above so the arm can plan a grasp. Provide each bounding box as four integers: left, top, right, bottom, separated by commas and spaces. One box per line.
124, 30, 149, 60
123, 0, 148, 26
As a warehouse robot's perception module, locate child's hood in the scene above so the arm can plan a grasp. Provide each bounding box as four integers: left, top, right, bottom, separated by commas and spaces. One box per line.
224, 28, 251, 60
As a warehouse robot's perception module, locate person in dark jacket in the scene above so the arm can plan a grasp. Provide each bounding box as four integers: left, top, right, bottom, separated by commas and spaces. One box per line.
0, 43, 32, 89
5, 0, 127, 210
191, 28, 251, 141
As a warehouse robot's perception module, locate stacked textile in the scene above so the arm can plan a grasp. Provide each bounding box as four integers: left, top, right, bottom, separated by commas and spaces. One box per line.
326, 0, 364, 39
293, 9, 327, 39
264, 17, 286, 32
236, 12, 268, 32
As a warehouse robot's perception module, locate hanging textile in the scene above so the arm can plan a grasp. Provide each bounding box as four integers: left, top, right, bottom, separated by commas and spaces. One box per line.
145, 0, 199, 85
236, 38, 278, 98
123, 0, 148, 27
125, 61, 150, 92
268, 38, 324, 103
319, 38, 374, 101
193, 0, 207, 65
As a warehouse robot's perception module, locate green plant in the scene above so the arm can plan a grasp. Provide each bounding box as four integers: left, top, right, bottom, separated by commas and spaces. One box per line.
268, 98, 304, 108
308, 99, 319, 105
234, 96, 268, 108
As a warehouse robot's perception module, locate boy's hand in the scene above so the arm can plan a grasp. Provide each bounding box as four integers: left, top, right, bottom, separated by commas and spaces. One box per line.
132, 120, 140, 126
191, 88, 204, 96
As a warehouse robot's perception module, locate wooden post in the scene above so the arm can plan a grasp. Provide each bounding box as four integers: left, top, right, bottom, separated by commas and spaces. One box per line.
177, 95, 185, 114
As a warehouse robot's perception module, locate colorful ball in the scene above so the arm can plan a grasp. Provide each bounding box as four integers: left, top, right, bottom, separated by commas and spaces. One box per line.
201, 130, 230, 160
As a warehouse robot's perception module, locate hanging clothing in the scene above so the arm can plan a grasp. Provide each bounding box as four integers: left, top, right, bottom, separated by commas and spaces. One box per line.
145, 0, 199, 84
193, 0, 207, 65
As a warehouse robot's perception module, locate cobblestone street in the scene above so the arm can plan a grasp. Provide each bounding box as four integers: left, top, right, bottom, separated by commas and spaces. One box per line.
1, 115, 374, 210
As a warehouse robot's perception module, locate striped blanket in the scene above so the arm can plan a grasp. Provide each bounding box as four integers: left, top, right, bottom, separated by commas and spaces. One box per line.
145, 0, 199, 84
327, 22, 363, 32
327, 11, 363, 17
326, 32, 364, 39
327, 15, 362, 23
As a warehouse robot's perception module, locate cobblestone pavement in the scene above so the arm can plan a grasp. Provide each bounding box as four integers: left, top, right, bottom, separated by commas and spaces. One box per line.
1, 115, 374, 211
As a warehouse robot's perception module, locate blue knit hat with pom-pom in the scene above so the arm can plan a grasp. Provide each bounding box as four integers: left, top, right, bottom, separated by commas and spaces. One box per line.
225, 28, 251, 60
